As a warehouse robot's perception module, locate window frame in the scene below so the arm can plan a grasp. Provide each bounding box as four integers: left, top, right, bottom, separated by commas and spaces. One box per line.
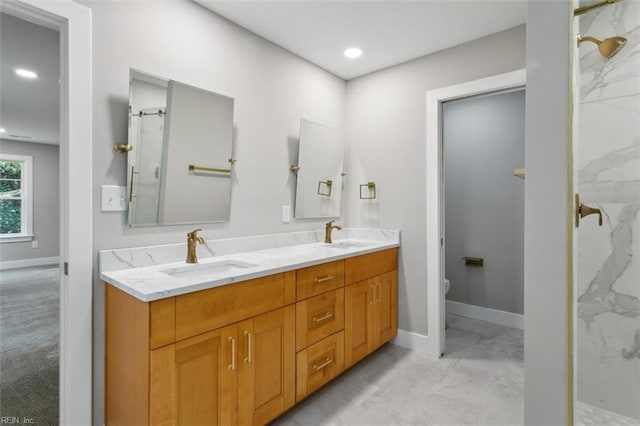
0, 153, 33, 243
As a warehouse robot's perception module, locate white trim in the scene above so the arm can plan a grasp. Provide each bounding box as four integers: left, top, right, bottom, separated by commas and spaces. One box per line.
0, 234, 34, 243
425, 69, 526, 358
0, 256, 60, 270
391, 329, 432, 356
1, 1, 92, 425
446, 300, 524, 330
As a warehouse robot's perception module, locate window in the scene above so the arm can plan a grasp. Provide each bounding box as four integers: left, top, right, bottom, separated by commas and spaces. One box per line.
0, 153, 33, 242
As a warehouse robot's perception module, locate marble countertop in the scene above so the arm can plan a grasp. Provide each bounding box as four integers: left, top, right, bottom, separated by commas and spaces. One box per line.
100, 228, 399, 302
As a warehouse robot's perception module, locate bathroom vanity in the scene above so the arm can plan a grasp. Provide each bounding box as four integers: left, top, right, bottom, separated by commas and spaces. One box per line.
101, 229, 398, 425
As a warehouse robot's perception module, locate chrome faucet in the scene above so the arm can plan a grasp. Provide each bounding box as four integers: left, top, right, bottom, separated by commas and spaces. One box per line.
324, 220, 342, 244
186, 228, 205, 263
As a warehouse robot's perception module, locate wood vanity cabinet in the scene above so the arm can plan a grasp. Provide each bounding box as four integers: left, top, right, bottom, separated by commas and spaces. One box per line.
344, 249, 398, 368
106, 272, 295, 426
106, 248, 397, 425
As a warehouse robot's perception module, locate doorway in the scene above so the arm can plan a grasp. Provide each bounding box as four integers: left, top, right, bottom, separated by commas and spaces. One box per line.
425, 69, 526, 358
0, 1, 92, 423
442, 89, 525, 338
0, 12, 61, 424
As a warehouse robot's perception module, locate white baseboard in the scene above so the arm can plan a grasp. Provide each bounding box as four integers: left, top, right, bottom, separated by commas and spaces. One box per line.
391, 329, 435, 357
0, 256, 59, 270
446, 300, 524, 330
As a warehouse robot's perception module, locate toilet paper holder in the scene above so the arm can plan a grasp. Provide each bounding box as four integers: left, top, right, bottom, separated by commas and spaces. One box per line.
463, 257, 484, 267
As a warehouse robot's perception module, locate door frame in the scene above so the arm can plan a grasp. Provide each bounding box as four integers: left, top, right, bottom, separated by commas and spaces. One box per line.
425, 69, 526, 358
0, 0, 92, 423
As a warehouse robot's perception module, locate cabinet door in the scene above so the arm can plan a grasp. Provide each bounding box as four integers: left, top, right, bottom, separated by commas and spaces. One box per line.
151, 325, 238, 426
374, 271, 398, 348
344, 280, 375, 368
238, 306, 295, 426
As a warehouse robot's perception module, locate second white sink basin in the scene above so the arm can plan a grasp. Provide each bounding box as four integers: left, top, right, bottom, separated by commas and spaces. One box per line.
161, 260, 258, 279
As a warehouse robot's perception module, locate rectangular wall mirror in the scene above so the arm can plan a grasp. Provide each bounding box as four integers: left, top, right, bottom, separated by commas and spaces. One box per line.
126, 69, 234, 226
293, 119, 345, 219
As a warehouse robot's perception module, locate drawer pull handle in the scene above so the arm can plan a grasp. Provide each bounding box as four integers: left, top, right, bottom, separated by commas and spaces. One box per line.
228, 336, 236, 371
314, 275, 334, 284
312, 357, 333, 371
312, 312, 334, 323
243, 331, 252, 364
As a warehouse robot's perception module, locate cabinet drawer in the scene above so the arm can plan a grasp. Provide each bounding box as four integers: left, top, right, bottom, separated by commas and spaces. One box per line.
175, 272, 295, 341
345, 248, 397, 285
296, 260, 344, 301
295, 331, 344, 402
296, 288, 344, 351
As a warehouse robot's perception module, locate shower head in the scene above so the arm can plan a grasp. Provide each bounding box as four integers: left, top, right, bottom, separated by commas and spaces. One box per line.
578, 34, 628, 59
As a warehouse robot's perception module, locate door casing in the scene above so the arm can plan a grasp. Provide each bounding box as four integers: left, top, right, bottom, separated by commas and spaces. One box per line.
0, 0, 93, 423
425, 69, 526, 357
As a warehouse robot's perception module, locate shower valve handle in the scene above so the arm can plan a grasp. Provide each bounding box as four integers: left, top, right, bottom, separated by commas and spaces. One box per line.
575, 194, 603, 227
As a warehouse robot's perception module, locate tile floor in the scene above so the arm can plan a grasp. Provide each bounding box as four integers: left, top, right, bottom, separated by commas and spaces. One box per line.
273, 314, 524, 426
575, 401, 640, 426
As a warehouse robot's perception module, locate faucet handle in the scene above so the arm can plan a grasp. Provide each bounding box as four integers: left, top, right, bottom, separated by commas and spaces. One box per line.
187, 228, 202, 239
326, 220, 335, 227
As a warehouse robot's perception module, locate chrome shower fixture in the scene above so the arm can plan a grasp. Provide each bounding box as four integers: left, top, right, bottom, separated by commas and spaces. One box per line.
577, 34, 628, 59
574, 0, 619, 16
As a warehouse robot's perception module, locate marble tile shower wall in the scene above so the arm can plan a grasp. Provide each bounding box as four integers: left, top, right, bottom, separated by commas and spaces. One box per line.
577, 0, 640, 420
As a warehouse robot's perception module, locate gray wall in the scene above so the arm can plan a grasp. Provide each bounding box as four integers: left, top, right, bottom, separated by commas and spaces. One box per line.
524, 0, 571, 424
0, 139, 59, 262
443, 90, 525, 315
345, 25, 526, 335
87, 1, 346, 423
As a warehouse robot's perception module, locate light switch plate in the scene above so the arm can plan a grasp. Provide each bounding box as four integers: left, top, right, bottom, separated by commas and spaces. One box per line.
282, 205, 292, 223
101, 185, 127, 212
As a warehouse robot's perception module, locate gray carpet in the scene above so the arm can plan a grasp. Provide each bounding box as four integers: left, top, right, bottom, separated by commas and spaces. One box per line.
0, 266, 59, 425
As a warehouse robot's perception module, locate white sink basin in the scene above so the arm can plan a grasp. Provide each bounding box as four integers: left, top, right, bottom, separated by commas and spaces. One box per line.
326, 240, 375, 250
161, 260, 258, 279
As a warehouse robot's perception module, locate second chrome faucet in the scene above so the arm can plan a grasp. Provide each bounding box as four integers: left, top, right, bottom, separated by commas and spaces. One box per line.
324, 220, 342, 244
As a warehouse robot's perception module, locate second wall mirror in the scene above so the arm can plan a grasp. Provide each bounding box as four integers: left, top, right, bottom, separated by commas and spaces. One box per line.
293, 119, 345, 219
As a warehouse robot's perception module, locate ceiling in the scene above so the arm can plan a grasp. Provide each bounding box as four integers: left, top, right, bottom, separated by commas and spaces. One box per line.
195, 0, 527, 80
0, 12, 60, 145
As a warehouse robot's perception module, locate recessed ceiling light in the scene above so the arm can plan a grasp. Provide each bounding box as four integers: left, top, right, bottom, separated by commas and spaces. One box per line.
15, 68, 38, 79
0, 128, 5, 133
344, 48, 363, 59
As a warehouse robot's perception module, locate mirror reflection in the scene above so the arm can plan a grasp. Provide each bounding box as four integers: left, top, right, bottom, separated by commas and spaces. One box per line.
294, 119, 345, 218
127, 70, 234, 226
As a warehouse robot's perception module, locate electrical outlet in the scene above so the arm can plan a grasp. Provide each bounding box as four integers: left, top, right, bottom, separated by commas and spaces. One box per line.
31, 240, 39, 249
101, 185, 127, 212
282, 205, 292, 223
